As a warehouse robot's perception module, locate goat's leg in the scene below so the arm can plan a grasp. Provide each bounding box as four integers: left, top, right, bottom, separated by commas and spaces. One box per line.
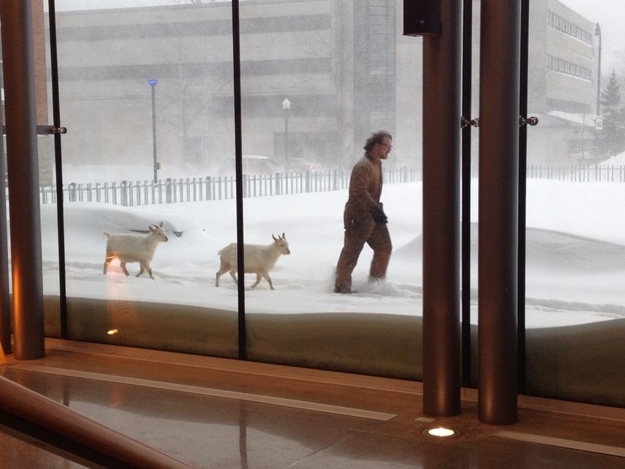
262, 273, 275, 291
120, 262, 130, 276
103, 258, 112, 274
229, 270, 239, 286
137, 262, 153, 279
251, 273, 262, 289
215, 265, 230, 287
215, 259, 231, 287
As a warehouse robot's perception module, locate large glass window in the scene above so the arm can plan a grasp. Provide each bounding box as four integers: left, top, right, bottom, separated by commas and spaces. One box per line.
29, 1, 62, 339
235, 0, 423, 378
42, 0, 424, 379
50, 0, 239, 357
30, 0, 625, 407
525, 0, 625, 407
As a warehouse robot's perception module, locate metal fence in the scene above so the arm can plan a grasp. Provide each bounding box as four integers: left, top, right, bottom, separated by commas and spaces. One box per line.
467, 164, 625, 182
39, 167, 423, 207
38, 164, 625, 207
526, 164, 625, 182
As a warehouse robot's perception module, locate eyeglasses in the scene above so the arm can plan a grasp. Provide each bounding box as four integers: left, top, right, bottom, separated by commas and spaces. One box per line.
378, 142, 393, 150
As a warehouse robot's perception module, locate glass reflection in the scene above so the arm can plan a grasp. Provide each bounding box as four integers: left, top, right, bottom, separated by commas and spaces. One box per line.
238, 0, 422, 377
51, 0, 239, 356
43, 0, 423, 377
526, 0, 625, 406
526, 1, 615, 325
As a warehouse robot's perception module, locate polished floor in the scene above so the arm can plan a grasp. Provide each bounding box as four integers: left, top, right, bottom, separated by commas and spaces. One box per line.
1, 339, 625, 468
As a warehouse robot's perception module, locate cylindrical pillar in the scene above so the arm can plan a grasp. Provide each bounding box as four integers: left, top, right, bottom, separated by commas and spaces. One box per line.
422, 0, 463, 417
0, 1, 45, 359
0, 66, 11, 355
478, 0, 521, 424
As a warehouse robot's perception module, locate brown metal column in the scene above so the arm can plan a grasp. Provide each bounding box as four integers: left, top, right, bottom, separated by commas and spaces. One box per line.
422, 0, 462, 416
0, 75, 10, 356
0, 1, 45, 359
0, 71, 10, 356
477, 0, 521, 424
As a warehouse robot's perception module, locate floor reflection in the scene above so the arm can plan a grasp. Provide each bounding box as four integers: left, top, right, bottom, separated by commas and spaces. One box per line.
238, 405, 248, 469
1, 368, 383, 468
2, 345, 624, 469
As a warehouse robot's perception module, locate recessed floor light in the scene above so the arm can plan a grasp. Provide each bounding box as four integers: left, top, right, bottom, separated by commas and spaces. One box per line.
427, 427, 456, 437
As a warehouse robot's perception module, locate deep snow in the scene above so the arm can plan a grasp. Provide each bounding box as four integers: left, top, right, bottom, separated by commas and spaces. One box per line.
34, 163, 625, 329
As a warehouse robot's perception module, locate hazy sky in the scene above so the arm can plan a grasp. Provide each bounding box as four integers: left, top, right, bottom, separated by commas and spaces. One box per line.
54, 0, 227, 9
52, 0, 625, 73
559, 0, 625, 71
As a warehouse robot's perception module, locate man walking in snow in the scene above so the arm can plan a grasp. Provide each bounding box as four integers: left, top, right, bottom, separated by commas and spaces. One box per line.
334, 130, 393, 293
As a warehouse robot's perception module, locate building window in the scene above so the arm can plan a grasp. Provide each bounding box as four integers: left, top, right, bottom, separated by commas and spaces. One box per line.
547, 11, 593, 45
547, 54, 592, 82
547, 97, 591, 114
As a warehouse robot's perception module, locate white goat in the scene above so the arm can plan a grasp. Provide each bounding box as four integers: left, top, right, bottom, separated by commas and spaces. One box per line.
103, 222, 169, 279
215, 233, 290, 290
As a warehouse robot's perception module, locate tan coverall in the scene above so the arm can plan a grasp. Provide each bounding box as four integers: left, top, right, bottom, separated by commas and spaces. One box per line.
334, 154, 392, 292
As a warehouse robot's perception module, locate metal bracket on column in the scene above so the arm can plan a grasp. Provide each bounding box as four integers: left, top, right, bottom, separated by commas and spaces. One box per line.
35, 125, 67, 135
519, 116, 538, 127
461, 116, 479, 128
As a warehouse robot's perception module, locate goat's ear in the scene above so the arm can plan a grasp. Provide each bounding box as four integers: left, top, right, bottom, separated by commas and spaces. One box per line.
159, 221, 164, 227
149, 225, 156, 232
272, 234, 277, 241
282, 232, 286, 239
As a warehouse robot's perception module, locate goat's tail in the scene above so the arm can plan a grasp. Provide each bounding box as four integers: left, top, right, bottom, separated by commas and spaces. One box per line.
103, 232, 111, 238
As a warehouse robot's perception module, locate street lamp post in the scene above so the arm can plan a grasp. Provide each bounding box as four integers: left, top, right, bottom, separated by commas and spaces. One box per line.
282, 98, 291, 172
148, 79, 159, 183
595, 24, 602, 116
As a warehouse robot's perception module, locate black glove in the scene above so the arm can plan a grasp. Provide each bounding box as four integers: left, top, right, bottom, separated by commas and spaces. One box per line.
370, 206, 388, 225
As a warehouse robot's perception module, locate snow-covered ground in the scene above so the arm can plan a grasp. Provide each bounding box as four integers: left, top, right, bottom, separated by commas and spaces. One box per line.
39, 164, 625, 329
